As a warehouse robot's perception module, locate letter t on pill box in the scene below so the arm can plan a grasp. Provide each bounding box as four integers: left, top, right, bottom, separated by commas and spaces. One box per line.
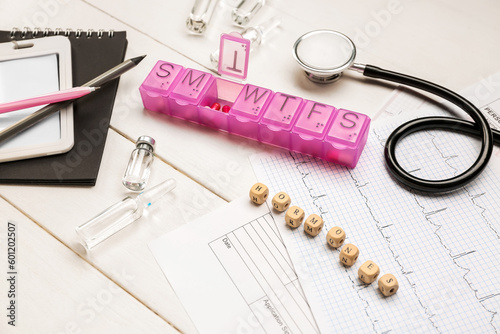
218, 32, 250, 80
139, 59, 371, 168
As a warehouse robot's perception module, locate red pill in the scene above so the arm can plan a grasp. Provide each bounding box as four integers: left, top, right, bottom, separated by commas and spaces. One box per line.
210, 102, 221, 110
222, 105, 231, 113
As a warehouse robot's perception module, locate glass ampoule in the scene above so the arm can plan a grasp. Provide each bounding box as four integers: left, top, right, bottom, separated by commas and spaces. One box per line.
123, 136, 155, 192
76, 179, 177, 251
210, 16, 281, 68
232, 0, 265, 26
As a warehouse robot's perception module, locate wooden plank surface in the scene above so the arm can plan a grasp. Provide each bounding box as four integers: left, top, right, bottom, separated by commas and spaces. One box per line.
0, 130, 226, 333
0, 197, 180, 333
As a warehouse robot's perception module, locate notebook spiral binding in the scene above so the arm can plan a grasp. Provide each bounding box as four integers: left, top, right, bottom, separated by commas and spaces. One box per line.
10, 27, 115, 39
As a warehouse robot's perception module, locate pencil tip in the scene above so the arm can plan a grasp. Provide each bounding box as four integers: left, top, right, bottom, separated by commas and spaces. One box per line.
131, 55, 147, 65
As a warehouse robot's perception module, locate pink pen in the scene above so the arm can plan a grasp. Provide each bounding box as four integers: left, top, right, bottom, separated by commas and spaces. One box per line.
0, 86, 99, 114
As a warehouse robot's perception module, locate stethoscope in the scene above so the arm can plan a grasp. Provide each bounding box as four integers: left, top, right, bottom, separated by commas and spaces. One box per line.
292, 30, 500, 193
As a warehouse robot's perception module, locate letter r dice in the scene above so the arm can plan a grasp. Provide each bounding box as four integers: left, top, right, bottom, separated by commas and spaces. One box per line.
285, 206, 305, 228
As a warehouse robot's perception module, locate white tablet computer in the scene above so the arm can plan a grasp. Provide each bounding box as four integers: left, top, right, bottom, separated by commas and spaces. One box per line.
0, 35, 73, 162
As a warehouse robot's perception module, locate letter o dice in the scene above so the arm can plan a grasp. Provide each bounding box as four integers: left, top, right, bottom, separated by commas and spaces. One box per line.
339, 244, 359, 266
358, 260, 380, 284
304, 214, 324, 236
285, 206, 305, 228
326, 226, 345, 248
249, 182, 269, 205
378, 274, 399, 296
272, 192, 291, 212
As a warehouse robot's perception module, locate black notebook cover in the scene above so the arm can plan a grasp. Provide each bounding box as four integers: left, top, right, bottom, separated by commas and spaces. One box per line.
0, 29, 127, 186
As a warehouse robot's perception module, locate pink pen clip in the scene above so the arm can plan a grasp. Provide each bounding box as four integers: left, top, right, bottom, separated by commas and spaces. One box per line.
0, 86, 99, 114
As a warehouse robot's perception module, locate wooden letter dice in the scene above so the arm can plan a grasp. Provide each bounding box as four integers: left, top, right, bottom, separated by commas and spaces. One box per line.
326, 226, 345, 248
285, 206, 305, 228
304, 214, 324, 236
358, 260, 380, 284
272, 192, 291, 212
249, 182, 269, 205
339, 244, 359, 266
378, 274, 399, 296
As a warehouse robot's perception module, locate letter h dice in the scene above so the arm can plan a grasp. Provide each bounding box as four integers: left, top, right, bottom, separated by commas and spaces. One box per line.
249, 182, 269, 205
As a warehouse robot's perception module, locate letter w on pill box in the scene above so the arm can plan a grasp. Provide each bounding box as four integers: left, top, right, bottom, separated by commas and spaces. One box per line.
139, 60, 371, 168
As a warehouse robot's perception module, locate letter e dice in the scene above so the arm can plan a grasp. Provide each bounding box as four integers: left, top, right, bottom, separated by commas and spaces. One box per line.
358, 260, 380, 284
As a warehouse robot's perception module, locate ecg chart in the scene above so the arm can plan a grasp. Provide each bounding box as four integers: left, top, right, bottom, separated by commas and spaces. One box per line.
251, 90, 500, 333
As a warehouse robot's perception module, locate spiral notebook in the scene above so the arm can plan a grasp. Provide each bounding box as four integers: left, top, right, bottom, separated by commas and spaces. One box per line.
0, 28, 127, 186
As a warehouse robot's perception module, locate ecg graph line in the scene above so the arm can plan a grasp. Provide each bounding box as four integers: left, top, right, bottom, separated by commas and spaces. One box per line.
288, 152, 396, 334
397, 111, 500, 332
285, 148, 447, 333
379, 121, 499, 333
380, 89, 500, 332
347, 169, 442, 333
463, 188, 500, 241
283, 141, 500, 333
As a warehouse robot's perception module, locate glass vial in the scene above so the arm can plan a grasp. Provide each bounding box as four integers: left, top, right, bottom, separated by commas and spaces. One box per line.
123, 136, 156, 192
76, 179, 177, 251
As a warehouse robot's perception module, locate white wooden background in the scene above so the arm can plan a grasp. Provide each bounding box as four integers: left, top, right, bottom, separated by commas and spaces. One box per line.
0, 0, 499, 333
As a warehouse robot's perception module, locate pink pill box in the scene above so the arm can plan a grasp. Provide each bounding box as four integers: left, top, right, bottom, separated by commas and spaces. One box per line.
139, 60, 371, 168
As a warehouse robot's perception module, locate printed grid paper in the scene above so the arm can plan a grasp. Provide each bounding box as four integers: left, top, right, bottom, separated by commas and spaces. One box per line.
251, 89, 500, 333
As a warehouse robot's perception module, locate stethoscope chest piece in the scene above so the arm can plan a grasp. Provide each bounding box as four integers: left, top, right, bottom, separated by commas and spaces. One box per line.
292, 30, 357, 84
